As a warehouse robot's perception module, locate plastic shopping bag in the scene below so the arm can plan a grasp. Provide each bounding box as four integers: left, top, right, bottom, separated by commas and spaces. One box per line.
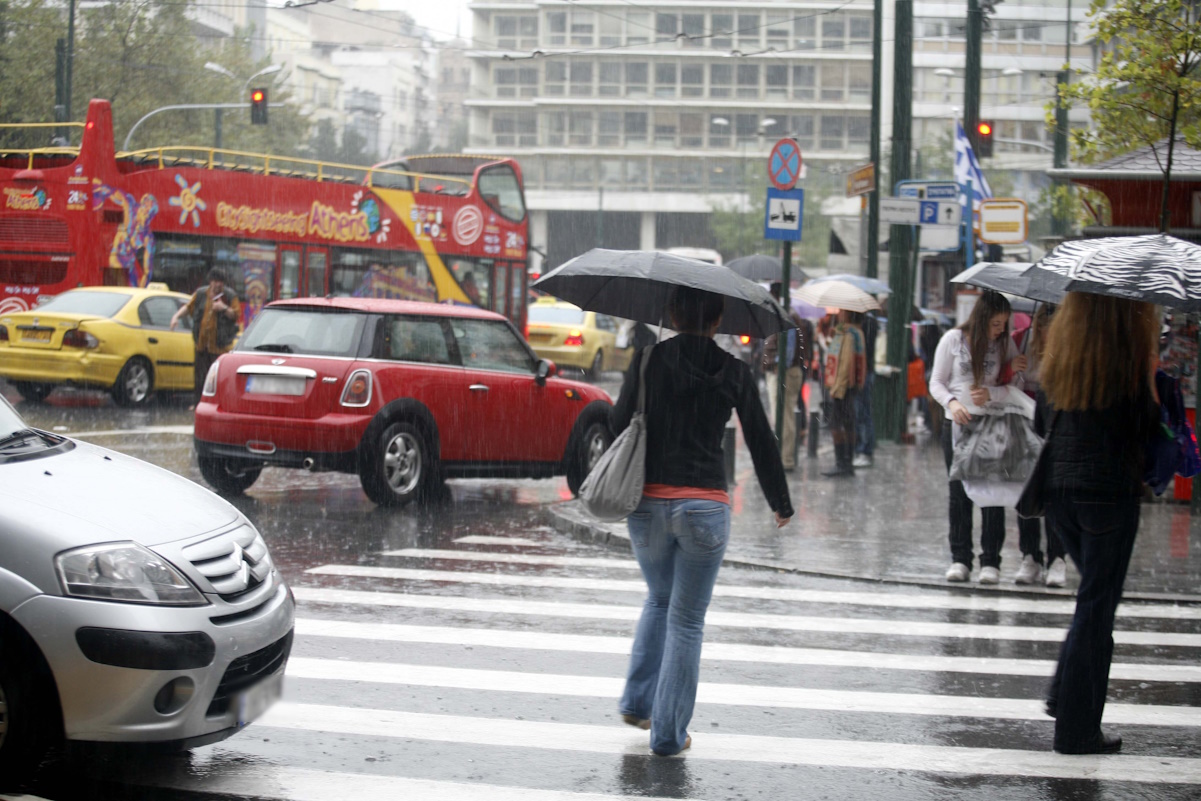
949, 408, 1045, 508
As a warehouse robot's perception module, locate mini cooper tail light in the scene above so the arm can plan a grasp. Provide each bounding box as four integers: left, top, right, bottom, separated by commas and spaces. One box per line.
341, 369, 372, 407
202, 361, 219, 396
563, 329, 584, 347
62, 328, 99, 348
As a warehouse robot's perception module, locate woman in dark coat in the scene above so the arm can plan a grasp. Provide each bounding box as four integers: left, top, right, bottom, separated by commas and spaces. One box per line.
1037, 292, 1159, 754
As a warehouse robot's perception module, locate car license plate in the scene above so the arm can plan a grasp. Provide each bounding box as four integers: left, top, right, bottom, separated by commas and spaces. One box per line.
21, 329, 51, 343
246, 375, 306, 396
527, 332, 552, 343
236, 668, 284, 727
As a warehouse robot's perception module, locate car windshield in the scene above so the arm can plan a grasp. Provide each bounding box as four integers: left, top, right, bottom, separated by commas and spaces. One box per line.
238, 307, 366, 357
35, 291, 131, 318
0, 397, 25, 439
528, 306, 585, 325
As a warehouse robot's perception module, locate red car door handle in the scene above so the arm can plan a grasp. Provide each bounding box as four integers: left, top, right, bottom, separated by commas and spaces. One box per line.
469, 384, 490, 392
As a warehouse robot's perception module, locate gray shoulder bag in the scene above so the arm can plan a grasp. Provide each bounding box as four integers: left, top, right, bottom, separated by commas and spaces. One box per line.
579, 345, 652, 521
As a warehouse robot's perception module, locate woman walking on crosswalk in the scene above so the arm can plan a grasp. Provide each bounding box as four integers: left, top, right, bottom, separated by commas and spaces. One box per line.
609, 286, 794, 756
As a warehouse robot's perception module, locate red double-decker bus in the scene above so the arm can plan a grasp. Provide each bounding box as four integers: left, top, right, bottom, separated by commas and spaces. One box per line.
0, 100, 529, 330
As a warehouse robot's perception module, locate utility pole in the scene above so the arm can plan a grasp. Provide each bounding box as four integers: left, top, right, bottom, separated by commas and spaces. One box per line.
866, 0, 883, 279
65, 0, 76, 126
885, 0, 914, 443
965, 0, 983, 154
597, 186, 604, 248
1052, 0, 1072, 236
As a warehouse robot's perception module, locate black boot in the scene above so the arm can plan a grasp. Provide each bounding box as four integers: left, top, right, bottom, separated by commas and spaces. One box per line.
823, 442, 854, 477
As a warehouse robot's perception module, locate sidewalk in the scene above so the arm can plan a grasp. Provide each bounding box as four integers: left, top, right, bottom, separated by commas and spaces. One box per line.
551, 425, 1201, 603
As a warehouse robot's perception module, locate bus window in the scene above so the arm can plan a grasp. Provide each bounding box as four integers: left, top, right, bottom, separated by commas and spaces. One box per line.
493, 262, 508, 317
510, 262, 526, 325
332, 247, 437, 302
446, 257, 492, 309
477, 165, 526, 222
278, 247, 302, 299
306, 249, 328, 297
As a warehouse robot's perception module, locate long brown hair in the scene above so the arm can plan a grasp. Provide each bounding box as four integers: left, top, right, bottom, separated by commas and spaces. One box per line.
959, 290, 1012, 385
1027, 303, 1055, 362
1041, 293, 1158, 411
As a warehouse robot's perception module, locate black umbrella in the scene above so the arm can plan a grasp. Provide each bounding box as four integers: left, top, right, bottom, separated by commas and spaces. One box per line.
1027, 234, 1201, 311
725, 254, 809, 283
532, 249, 796, 337
950, 262, 1067, 304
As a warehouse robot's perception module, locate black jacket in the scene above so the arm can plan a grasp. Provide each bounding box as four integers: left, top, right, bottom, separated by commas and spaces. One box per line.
610, 334, 794, 517
1035, 387, 1158, 500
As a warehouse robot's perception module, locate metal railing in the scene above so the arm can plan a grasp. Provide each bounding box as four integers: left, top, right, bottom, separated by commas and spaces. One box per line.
0, 122, 86, 168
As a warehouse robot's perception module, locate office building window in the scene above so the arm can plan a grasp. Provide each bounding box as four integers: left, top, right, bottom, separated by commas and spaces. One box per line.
599, 62, 622, 96
736, 64, 759, 98
680, 113, 704, 148
599, 15, 622, 46
544, 112, 566, 146
544, 61, 566, 96
711, 13, 733, 49
495, 67, 537, 98
822, 15, 846, 51
625, 158, 648, 188
598, 111, 621, 146
653, 111, 678, 147
626, 62, 648, 96
820, 116, 845, 150
708, 159, 736, 189
570, 11, 595, 46
766, 14, 789, 50
570, 61, 593, 96
493, 15, 538, 49
679, 160, 703, 187
996, 20, 1020, 41
849, 14, 872, 52
792, 115, 815, 150
1023, 22, 1043, 42
735, 113, 758, 145
624, 111, 648, 146
794, 17, 816, 50
821, 63, 845, 101
682, 13, 704, 46
848, 63, 871, 103
848, 116, 870, 147
766, 65, 788, 98
710, 64, 732, 98
655, 62, 677, 97
793, 65, 816, 100
737, 13, 760, 49
656, 13, 678, 43
627, 12, 651, 45
545, 158, 569, 185
569, 111, 593, 146
600, 158, 623, 186
709, 115, 731, 148
546, 11, 566, 46
653, 160, 678, 190
681, 64, 704, 97
570, 158, 595, 188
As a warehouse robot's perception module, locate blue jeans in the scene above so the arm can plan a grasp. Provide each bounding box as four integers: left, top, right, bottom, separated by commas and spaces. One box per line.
620, 496, 730, 755
855, 372, 875, 456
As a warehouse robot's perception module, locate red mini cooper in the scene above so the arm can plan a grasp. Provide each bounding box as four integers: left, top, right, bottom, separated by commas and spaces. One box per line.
193, 298, 614, 506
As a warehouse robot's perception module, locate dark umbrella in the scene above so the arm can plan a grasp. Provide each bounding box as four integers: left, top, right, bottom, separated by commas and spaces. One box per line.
950, 262, 1067, 304
725, 254, 809, 283
1027, 234, 1201, 311
532, 249, 795, 337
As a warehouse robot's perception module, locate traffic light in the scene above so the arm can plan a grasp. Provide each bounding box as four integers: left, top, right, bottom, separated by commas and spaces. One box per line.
976, 120, 994, 158
250, 88, 268, 125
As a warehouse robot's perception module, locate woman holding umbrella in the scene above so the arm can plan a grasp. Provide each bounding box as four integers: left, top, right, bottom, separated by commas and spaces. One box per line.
610, 285, 794, 756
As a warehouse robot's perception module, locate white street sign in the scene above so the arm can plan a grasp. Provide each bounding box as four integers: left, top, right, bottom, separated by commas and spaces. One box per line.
766, 196, 802, 232
978, 199, 1029, 244
880, 198, 921, 224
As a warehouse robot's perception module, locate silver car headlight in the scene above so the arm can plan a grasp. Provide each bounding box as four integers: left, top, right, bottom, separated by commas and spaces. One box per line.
56, 542, 206, 606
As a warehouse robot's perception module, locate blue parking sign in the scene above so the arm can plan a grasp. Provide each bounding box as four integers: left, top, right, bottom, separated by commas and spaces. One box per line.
764, 187, 804, 242
919, 201, 940, 224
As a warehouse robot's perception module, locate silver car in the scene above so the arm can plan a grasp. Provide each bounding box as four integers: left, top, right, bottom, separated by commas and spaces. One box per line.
0, 396, 293, 778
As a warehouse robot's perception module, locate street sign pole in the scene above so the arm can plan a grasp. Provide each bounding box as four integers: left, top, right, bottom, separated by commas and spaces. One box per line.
777, 240, 792, 441
765, 140, 803, 443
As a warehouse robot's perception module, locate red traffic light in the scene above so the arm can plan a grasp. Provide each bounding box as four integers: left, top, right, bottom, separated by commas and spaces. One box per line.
977, 122, 993, 136
251, 90, 265, 103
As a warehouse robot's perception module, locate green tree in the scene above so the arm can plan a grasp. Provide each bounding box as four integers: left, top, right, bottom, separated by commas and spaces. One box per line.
1057, 0, 1200, 230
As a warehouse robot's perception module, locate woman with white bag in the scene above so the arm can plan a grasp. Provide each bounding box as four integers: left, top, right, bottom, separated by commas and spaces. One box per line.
610, 286, 793, 756
929, 290, 1027, 585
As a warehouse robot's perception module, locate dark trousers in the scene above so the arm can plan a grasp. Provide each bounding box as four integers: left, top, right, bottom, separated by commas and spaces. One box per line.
829, 392, 857, 449
1046, 496, 1139, 750
193, 350, 219, 406
942, 424, 1005, 568
1018, 515, 1065, 565
854, 372, 875, 456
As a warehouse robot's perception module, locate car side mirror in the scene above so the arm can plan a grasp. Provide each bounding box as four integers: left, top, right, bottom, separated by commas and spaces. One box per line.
535, 358, 556, 385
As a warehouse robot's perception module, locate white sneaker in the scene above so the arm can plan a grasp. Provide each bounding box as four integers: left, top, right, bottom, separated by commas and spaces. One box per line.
852, 454, 873, 468
1045, 558, 1067, 588
978, 566, 1000, 585
945, 562, 970, 582
1014, 554, 1043, 585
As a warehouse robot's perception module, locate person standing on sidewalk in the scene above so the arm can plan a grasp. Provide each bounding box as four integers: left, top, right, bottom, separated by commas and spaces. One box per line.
1013, 304, 1067, 587
1037, 292, 1159, 755
929, 291, 1026, 584
762, 282, 808, 471
823, 309, 866, 477
611, 286, 793, 757
853, 310, 879, 468
170, 268, 241, 409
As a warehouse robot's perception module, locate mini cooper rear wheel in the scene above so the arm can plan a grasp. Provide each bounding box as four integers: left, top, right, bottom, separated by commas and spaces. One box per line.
360, 421, 432, 507
12, 382, 53, 404
112, 357, 154, 407
0, 626, 58, 783
198, 455, 262, 496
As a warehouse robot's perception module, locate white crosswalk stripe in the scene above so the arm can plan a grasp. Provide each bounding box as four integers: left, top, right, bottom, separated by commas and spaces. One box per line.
133, 544, 1201, 798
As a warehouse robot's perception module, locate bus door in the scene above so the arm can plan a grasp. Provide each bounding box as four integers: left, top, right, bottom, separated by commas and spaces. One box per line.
500, 261, 527, 330
305, 247, 328, 297
277, 245, 303, 300
490, 260, 508, 319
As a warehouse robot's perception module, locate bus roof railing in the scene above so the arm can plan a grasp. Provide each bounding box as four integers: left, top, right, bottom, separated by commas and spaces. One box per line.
117, 146, 473, 193
0, 147, 83, 169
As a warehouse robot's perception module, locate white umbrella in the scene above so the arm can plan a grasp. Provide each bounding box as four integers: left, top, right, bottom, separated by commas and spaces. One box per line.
796, 279, 881, 313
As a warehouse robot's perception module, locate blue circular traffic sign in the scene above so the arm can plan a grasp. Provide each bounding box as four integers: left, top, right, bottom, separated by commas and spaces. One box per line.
768, 139, 802, 191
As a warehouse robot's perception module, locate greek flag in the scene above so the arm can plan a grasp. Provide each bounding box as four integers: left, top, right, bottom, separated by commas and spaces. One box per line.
954, 121, 992, 212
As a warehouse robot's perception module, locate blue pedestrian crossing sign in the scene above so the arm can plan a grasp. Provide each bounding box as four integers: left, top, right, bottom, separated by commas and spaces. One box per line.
764, 187, 804, 242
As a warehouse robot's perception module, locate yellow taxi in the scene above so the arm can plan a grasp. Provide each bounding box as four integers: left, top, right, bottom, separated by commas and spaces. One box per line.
0, 285, 195, 405
525, 297, 633, 376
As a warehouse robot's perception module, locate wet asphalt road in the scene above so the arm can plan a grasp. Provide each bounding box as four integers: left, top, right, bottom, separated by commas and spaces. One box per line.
2, 379, 1201, 800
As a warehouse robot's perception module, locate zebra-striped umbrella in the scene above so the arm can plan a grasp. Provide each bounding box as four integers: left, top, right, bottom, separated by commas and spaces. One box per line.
1027, 234, 1201, 311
